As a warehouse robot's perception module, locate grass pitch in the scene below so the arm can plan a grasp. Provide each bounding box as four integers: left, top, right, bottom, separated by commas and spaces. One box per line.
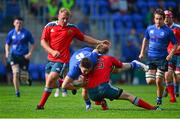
0, 84, 180, 118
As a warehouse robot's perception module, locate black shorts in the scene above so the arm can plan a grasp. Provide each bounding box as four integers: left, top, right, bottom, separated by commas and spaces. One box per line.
10, 53, 29, 70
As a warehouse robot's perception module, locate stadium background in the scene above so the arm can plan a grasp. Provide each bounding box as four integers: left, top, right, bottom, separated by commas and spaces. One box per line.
0, 0, 179, 84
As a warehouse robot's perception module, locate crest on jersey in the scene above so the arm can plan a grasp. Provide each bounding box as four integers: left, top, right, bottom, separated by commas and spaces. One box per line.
160, 32, 164, 36
150, 30, 154, 34
67, 30, 73, 35
50, 29, 55, 32
12, 35, 16, 39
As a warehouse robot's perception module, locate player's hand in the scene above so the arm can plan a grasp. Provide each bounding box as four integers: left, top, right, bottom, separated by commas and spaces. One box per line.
24, 53, 32, 59
52, 50, 60, 58
99, 40, 111, 47
139, 53, 144, 60
166, 54, 172, 61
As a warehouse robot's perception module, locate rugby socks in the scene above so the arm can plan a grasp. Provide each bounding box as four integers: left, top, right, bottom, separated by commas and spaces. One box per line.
15, 91, 20, 97
85, 98, 91, 105
174, 83, 179, 96
38, 87, 53, 107
85, 98, 91, 110
132, 97, 156, 110
130, 62, 137, 70
166, 82, 176, 102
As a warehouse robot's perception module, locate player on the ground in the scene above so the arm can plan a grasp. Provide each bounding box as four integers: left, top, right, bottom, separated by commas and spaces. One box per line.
163, 10, 180, 100
139, 8, 178, 105
72, 55, 160, 110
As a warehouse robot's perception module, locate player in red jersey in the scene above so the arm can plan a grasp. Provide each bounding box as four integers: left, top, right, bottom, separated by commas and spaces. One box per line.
163, 10, 180, 101
85, 55, 161, 110
36, 8, 110, 110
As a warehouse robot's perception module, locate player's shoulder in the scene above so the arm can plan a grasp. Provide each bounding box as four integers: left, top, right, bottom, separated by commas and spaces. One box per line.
100, 55, 113, 60
8, 29, 15, 34
44, 21, 58, 28
21, 28, 32, 34
67, 23, 78, 28
147, 24, 155, 30
172, 23, 180, 29
82, 47, 93, 51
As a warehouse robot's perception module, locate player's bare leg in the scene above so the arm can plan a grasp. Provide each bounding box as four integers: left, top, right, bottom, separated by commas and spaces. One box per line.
12, 64, 20, 97
37, 72, 59, 110
119, 91, 161, 110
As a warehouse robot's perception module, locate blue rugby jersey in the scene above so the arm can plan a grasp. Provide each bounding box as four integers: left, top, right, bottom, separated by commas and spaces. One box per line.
67, 47, 100, 80
6, 28, 34, 56
144, 24, 177, 59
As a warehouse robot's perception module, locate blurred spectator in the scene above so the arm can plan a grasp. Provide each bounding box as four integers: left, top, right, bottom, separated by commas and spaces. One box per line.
77, 16, 90, 34
59, 0, 75, 10
29, 0, 44, 17
46, 0, 59, 22
121, 28, 140, 84
158, 0, 165, 9
145, 8, 154, 26
109, 0, 128, 14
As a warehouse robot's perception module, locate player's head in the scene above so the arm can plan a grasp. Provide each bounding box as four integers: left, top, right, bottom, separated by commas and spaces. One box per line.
164, 10, 173, 26
95, 43, 109, 54
153, 8, 165, 27
79, 58, 93, 75
13, 16, 23, 31
58, 8, 71, 26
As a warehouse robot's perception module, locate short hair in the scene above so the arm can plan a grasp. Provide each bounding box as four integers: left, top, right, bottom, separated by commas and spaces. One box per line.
80, 58, 92, 69
14, 16, 24, 21
59, 8, 71, 17
154, 8, 165, 19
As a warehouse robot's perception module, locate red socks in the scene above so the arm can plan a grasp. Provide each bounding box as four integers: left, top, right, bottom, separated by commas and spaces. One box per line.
167, 85, 176, 103
38, 88, 52, 107
133, 97, 155, 110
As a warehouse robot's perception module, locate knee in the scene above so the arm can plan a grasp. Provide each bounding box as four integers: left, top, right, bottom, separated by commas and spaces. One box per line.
165, 71, 173, 82
146, 79, 155, 84
145, 72, 156, 84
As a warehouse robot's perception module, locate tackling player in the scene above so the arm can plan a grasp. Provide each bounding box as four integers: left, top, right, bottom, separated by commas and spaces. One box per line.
86, 55, 161, 110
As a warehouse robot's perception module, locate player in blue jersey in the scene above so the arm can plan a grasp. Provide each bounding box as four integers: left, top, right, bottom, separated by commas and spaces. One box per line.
5, 17, 35, 97
139, 9, 178, 105
62, 44, 109, 110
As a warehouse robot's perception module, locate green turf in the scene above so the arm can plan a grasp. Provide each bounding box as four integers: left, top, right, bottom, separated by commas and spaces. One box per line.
0, 84, 180, 118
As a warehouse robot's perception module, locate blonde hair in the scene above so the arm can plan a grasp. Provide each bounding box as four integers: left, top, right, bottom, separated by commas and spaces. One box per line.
59, 8, 71, 17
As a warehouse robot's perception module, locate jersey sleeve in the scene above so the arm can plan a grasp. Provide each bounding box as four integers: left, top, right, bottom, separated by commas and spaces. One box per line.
74, 27, 84, 41
41, 26, 50, 41
6, 31, 12, 45
169, 29, 178, 45
144, 28, 150, 40
111, 56, 123, 68
173, 28, 180, 44
27, 31, 35, 44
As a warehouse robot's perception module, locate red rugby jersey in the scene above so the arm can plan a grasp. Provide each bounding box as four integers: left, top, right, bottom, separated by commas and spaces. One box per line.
167, 23, 180, 54
87, 55, 123, 88
41, 21, 84, 63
